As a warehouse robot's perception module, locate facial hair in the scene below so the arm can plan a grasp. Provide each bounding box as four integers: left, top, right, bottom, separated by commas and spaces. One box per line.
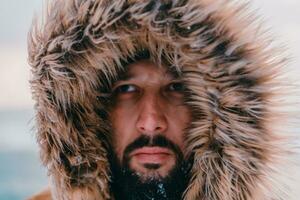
109, 135, 192, 200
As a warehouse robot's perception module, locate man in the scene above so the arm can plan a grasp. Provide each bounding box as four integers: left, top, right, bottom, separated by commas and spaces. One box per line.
28, 0, 296, 199
108, 58, 192, 200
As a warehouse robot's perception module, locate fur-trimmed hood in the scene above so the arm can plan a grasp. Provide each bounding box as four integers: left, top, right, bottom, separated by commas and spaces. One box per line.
28, 0, 296, 199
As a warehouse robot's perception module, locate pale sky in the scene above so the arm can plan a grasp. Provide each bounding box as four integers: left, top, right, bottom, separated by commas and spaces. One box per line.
0, 0, 299, 110
0, 0, 42, 110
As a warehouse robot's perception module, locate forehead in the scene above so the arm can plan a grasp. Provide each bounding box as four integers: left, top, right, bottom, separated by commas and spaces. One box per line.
118, 60, 180, 82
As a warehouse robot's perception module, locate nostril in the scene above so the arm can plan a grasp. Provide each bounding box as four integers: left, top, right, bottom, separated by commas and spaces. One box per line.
155, 126, 163, 131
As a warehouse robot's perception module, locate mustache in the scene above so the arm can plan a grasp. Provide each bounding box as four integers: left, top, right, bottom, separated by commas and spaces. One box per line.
123, 134, 183, 163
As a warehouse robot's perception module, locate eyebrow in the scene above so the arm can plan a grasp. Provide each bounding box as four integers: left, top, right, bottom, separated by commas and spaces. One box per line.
117, 72, 133, 82
117, 66, 182, 83
166, 66, 181, 79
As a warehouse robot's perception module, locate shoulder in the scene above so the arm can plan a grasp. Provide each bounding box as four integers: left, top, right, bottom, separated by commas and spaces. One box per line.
27, 188, 52, 200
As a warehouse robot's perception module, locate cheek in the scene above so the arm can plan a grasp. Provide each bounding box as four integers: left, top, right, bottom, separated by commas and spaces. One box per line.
167, 106, 191, 150
110, 106, 137, 160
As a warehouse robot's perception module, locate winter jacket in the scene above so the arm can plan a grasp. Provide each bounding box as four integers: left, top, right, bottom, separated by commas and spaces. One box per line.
28, 0, 296, 199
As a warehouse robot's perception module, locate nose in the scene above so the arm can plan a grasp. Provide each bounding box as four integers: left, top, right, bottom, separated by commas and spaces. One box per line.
136, 94, 167, 135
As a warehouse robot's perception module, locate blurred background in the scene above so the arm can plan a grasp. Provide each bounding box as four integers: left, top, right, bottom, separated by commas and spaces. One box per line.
0, 0, 299, 199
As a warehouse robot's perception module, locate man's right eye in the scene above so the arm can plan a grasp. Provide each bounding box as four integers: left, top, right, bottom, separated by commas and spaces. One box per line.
114, 84, 137, 94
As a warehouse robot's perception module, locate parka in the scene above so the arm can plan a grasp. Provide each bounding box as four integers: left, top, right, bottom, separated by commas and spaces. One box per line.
27, 0, 297, 199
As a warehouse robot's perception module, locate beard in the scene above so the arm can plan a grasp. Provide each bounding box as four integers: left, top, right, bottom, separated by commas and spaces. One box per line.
109, 135, 192, 200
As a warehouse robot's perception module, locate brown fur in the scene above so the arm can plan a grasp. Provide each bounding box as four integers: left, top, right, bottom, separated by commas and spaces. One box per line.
28, 0, 298, 199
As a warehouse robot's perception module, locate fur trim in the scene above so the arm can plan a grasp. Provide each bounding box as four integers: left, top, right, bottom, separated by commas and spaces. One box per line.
28, 0, 298, 199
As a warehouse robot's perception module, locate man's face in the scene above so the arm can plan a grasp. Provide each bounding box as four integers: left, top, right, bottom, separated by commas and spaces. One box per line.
109, 60, 191, 181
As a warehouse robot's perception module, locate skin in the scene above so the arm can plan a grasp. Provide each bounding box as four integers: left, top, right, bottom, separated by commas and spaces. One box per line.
110, 60, 191, 179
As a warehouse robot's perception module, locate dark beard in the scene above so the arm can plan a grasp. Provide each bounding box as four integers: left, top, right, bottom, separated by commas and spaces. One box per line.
109, 135, 192, 200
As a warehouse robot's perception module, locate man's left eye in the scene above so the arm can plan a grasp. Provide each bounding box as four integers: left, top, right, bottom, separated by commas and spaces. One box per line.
167, 82, 186, 92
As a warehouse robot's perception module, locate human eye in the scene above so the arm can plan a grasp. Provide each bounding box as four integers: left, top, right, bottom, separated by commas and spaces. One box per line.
167, 82, 186, 92
113, 84, 138, 94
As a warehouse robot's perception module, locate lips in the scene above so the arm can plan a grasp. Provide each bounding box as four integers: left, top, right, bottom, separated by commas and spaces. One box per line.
131, 147, 171, 155
129, 147, 173, 164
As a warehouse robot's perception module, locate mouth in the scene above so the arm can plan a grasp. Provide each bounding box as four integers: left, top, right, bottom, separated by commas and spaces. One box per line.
129, 147, 173, 164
